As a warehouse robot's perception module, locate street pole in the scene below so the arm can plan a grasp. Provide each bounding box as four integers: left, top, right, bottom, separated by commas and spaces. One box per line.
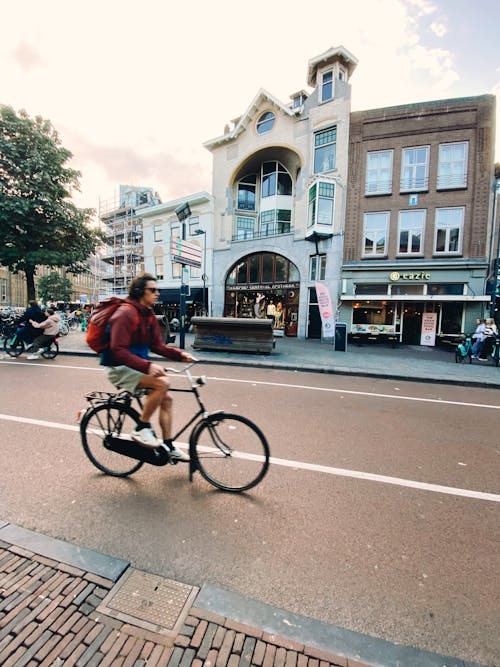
175, 202, 192, 350
194, 229, 207, 316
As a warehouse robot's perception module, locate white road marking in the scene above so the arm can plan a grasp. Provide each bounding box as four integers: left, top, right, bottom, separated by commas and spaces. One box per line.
1, 412, 498, 504
2, 359, 499, 410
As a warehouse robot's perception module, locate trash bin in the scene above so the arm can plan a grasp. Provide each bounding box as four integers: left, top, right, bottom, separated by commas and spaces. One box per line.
335, 322, 347, 352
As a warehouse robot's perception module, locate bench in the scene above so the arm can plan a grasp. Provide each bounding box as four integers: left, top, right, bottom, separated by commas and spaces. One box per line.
191, 317, 275, 354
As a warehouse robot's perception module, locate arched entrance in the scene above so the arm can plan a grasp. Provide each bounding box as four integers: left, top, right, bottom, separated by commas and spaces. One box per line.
225, 252, 300, 337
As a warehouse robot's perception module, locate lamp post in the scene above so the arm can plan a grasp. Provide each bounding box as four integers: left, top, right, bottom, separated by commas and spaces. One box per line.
174, 202, 192, 349
194, 229, 207, 316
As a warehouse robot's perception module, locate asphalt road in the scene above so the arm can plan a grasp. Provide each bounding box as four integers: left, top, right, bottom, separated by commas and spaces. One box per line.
0, 355, 499, 665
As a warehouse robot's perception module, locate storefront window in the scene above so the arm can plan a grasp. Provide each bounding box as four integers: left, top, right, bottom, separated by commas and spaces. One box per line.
352, 302, 395, 325
391, 284, 424, 295
249, 255, 260, 283
275, 256, 287, 282
262, 253, 274, 282
236, 261, 247, 284
355, 284, 388, 295
427, 283, 464, 295
440, 302, 463, 334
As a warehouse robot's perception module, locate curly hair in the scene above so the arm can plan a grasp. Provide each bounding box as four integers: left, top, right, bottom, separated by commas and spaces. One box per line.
128, 272, 157, 301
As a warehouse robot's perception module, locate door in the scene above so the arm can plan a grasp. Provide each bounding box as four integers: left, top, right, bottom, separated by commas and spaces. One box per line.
402, 302, 424, 344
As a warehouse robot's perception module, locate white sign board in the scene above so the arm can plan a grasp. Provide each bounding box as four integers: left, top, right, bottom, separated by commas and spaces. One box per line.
420, 312, 437, 346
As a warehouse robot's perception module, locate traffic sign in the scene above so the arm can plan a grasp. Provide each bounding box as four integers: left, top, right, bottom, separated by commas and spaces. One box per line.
171, 237, 202, 268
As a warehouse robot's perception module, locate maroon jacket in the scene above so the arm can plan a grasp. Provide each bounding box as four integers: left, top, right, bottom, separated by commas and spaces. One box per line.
107, 298, 184, 373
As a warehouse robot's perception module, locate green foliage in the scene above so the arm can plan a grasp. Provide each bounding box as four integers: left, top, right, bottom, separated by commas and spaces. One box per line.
0, 105, 105, 299
37, 271, 73, 303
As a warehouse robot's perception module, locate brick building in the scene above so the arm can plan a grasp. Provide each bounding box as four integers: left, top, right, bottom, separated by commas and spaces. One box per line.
341, 95, 497, 345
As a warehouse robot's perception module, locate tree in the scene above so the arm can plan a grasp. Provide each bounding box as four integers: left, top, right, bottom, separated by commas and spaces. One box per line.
0, 106, 104, 301
37, 271, 73, 303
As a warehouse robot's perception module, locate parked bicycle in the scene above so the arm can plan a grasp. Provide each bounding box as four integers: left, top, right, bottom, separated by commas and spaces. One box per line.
79, 361, 270, 492
455, 333, 500, 366
3, 322, 60, 359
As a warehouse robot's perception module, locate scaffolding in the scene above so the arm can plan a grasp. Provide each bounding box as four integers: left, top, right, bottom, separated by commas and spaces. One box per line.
98, 186, 161, 294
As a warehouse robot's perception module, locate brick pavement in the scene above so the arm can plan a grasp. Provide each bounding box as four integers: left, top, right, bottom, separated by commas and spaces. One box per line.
0, 540, 359, 667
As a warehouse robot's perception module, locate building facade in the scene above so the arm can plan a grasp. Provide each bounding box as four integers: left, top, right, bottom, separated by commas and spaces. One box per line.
342, 95, 497, 344
204, 46, 358, 338
140, 192, 214, 321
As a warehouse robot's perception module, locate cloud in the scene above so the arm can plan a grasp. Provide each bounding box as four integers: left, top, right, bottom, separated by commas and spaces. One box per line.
430, 21, 447, 37
11, 42, 43, 71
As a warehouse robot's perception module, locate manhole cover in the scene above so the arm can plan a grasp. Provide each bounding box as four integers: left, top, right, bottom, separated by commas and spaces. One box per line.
97, 568, 198, 636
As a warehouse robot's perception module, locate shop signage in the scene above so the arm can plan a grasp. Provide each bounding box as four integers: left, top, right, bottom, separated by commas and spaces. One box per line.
420, 312, 437, 346
315, 281, 335, 338
230, 282, 300, 291
389, 271, 431, 281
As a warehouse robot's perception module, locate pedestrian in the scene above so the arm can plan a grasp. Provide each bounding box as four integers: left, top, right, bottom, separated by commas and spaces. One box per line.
102, 273, 194, 459
472, 317, 498, 359
470, 318, 486, 358
27, 308, 61, 359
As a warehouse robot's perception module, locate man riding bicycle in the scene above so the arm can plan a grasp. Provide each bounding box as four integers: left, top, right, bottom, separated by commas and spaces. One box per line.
102, 273, 193, 460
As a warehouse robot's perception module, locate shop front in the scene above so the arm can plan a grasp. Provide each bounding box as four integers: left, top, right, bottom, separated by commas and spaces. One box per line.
341, 264, 491, 345
224, 252, 300, 337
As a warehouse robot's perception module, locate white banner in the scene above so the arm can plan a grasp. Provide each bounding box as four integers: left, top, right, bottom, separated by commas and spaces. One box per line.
420, 312, 437, 346
315, 282, 335, 338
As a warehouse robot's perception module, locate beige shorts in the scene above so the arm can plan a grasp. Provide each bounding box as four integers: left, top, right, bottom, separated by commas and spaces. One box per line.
106, 365, 145, 393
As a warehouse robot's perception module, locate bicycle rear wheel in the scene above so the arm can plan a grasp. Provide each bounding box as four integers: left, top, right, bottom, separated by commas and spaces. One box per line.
80, 402, 144, 477
191, 412, 270, 492
41, 340, 59, 359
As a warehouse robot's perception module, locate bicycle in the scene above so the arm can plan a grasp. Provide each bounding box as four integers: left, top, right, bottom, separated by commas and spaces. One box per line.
455, 334, 472, 363
78, 361, 270, 492
3, 324, 60, 359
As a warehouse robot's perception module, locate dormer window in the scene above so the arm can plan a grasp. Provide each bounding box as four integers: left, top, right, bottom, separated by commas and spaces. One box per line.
256, 111, 275, 134
321, 70, 333, 102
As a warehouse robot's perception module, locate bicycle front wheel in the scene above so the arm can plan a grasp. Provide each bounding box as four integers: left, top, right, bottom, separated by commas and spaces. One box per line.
4, 336, 24, 357
191, 412, 270, 492
80, 402, 144, 477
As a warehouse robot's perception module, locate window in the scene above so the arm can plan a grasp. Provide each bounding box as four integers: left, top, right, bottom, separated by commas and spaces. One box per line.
256, 111, 275, 134
400, 146, 429, 191
314, 127, 336, 173
363, 212, 389, 256
366, 150, 393, 195
352, 302, 395, 326
428, 284, 465, 295
434, 207, 464, 254
355, 284, 388, 295
153, 224, 163, 243
437, 142, 468, 189
338, 67, 346, 81
259, 210, 291, 237
261, 162, 292, 197
237, 175, 256, 210
1, 278, 6, 301
308, 182, 335, 228
398, 210, 425, 255
321, 70, 333, 102
154, 251, 164, 280
236, 216, 255, 240
189, 217, 200, 235
310, 255, 326, 281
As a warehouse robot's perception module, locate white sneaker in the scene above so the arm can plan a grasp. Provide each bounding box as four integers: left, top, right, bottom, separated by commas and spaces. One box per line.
131, 426, 159, 449
27, 354, 40, 360
168, 445, 190, 462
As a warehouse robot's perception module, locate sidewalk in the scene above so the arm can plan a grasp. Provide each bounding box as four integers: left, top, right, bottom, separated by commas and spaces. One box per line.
0, 523, 481, 667
58, 330, 500, 389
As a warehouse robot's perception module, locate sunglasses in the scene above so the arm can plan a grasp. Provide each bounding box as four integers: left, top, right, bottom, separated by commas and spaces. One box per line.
145, 287, 160, 293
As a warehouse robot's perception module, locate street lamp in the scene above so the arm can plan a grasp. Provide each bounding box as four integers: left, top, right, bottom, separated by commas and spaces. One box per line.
194, 229, 207, 316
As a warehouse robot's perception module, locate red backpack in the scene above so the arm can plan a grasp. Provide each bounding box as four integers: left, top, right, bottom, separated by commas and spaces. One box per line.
85, 298, 138, 353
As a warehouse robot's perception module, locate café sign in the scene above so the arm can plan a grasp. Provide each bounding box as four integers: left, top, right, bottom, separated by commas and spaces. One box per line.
389, 271, 431, 281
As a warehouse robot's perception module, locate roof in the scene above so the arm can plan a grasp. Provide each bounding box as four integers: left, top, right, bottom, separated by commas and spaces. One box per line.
307, 46, 358, 86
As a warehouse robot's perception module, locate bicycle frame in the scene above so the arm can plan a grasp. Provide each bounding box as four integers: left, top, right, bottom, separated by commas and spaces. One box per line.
83, 363, 216, 480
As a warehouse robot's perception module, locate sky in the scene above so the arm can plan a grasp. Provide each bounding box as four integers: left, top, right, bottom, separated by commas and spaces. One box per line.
1, 0, 499, 217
